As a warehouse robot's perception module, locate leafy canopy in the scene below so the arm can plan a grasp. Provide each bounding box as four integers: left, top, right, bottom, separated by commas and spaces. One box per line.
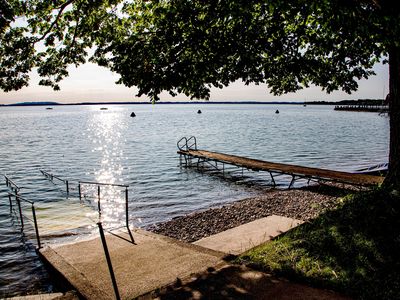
1, 0, 399, 100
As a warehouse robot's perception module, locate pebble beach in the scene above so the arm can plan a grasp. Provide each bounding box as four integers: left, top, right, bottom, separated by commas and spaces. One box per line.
148, 184, 356, 243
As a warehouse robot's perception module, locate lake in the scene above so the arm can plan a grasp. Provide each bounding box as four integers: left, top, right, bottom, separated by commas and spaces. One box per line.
0, 104, 389, 296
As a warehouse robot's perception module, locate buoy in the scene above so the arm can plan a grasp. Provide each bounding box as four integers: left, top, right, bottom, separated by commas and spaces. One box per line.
275, 109, 279, 114
197, 110, 202, 114
130, 112, 136, 117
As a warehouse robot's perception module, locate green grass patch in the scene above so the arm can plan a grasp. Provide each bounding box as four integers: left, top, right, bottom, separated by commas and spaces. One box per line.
238, 188, 400, 299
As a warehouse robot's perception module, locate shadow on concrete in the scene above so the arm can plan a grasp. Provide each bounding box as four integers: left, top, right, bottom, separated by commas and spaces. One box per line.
153, 265, 349, 300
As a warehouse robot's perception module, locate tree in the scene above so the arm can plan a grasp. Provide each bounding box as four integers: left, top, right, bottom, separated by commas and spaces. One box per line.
1, 0, 400, 186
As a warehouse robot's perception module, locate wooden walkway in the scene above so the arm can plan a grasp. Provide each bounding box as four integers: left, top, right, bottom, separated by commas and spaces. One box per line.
178, 149, 384, 187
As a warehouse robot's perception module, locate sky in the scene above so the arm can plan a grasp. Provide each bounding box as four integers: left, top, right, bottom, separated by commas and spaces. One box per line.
0, 61, 389, 104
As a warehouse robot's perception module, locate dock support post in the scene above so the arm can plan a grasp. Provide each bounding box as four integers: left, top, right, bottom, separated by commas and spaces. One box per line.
288, 175, 296, 189
32, 204, 41, 249
78, 183, 81, 200
66, 180, 69, 194
97, 222, 121, 300
269, 172, 276, 187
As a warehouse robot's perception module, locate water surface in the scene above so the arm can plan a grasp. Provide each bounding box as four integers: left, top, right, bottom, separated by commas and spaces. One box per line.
0, 104, 389, 296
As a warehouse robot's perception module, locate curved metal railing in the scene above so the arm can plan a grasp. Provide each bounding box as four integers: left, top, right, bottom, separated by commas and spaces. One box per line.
177, 136, 197, 151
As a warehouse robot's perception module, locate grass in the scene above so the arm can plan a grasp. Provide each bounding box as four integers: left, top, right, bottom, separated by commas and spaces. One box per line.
237, 188, 400, 299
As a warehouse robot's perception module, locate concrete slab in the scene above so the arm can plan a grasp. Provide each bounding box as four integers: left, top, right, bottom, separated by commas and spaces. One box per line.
39, 228, 226, 300
193, 215, 303, 255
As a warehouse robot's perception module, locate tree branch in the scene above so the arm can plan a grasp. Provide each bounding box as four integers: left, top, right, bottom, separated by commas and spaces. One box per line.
34, 0, 75, 43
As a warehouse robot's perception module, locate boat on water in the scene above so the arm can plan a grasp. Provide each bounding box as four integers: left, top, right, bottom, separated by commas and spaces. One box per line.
100, 107, 108, 110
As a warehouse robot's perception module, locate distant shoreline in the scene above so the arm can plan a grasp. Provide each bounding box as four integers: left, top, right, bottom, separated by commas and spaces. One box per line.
0, 99, 384, 107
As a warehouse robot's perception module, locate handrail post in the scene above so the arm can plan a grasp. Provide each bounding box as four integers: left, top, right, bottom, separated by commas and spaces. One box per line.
125, 188, 134, 243
32, 204, 41, 249
8, 193, 12, 212
125, 188, 128, 229
15, 192, 24, 230
97, 222, 121, 300
97, 186, 101, 213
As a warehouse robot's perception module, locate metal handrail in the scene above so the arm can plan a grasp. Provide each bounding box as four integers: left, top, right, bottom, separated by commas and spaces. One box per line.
7, 192, 41, 248
4, 175, 20, 191
177, 136, 197, 151
97, 222, 121, 300
187, 136, 197, 150
40, 170, 70, 193
177, 137, 188, 151
78, 181, 134, 244
8, 192, 34, 204
79, 181, 129, 188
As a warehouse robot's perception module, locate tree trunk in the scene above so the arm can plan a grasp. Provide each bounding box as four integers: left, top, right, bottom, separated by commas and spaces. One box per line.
384, 46, 400, 188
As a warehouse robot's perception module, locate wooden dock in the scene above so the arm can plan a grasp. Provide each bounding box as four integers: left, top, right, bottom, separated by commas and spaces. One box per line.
178, 149, 384, 187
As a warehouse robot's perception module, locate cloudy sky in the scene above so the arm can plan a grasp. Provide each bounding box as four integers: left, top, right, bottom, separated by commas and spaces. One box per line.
0, 61, 389, 104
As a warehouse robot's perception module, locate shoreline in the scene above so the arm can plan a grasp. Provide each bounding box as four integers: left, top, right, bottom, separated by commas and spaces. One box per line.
147, 183, 355, 243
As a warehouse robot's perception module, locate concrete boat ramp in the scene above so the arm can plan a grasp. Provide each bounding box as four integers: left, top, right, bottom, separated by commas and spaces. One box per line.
39, 216, 347, 299
39, 228, 225, 299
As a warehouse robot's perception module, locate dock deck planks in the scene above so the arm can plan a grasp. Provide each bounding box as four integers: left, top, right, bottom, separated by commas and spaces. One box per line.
178, 149, 384, 186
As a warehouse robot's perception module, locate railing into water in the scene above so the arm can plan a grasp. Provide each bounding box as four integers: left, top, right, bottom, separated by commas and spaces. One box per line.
40, 170, 69, 193
5, 175, 21, 192
78, 180, 134, 244
77, 181, 133, 299
5, 172, 135, 297
4, 176, 41, 249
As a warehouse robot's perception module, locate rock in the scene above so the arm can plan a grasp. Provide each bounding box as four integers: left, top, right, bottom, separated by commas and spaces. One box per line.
148, 184, 347, 243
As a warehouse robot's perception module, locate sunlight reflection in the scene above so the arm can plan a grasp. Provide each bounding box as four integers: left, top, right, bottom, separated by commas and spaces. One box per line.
86, 111, 128, 229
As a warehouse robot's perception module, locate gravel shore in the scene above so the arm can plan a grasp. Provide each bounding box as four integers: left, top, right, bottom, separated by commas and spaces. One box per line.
148, 184, 355, 243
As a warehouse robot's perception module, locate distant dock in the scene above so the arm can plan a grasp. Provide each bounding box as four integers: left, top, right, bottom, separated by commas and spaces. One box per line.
334, 104, 389, 113
177, 137, 384, 188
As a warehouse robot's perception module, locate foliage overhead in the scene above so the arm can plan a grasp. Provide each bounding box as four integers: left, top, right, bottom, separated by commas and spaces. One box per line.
1, 0, 399, 100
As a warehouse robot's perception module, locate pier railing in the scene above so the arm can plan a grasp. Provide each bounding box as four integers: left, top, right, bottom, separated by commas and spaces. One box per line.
177, 136, 197, 151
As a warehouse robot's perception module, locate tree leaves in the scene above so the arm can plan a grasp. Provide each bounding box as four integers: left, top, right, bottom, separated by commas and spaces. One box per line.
1, 0, 399, 100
